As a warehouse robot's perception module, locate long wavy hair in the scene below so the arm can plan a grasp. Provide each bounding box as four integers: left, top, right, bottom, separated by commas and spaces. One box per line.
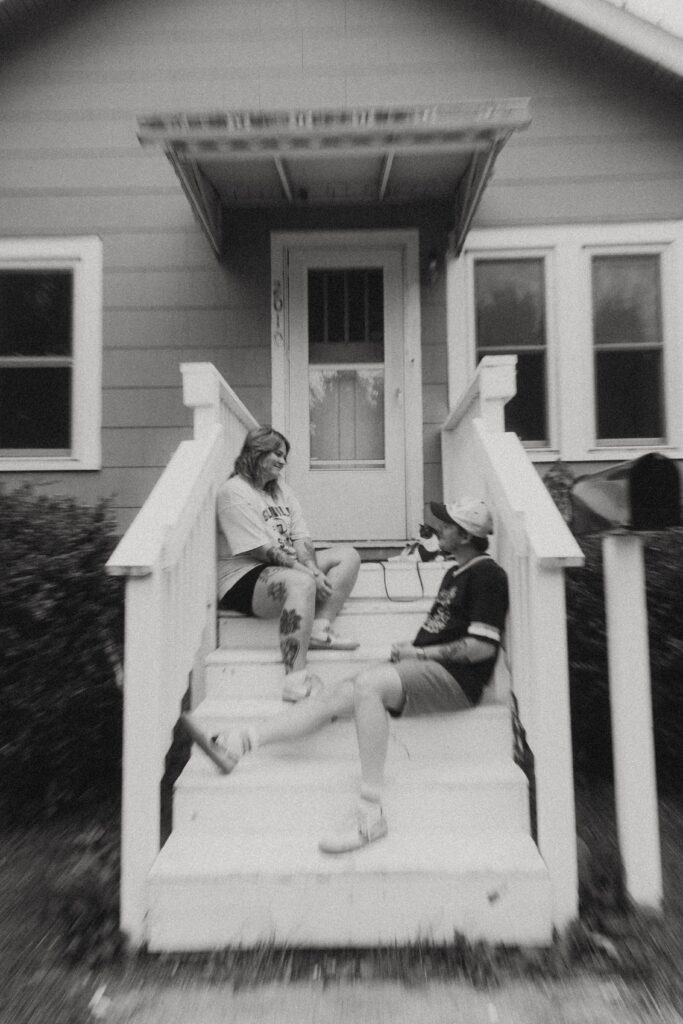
232, 425, 291, 496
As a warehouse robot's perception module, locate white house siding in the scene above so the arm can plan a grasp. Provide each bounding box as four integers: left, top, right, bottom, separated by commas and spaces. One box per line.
0, 0, 681, 530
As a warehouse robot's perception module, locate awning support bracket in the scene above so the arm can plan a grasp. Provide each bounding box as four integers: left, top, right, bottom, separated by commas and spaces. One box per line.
166, 148, 224, 257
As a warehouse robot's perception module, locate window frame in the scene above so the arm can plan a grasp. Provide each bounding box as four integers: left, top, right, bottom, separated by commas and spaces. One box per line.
468, 249, 556, 449
455, 222, 683, 463
0, 236, 102, 471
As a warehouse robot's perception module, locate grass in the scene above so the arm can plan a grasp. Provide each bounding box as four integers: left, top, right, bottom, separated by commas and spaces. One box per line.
0, 783, 681, 1023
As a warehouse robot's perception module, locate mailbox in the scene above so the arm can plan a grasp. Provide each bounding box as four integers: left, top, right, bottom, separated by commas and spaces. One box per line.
570, 453, 681, 535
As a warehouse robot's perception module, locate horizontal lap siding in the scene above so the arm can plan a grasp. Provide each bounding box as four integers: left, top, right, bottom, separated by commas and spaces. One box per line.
1, 0, 681, 527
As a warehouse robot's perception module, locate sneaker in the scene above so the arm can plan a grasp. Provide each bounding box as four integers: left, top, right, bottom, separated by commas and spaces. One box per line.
281, 670, 318, 703
180, 713, 253, 774
318, 802, 388, 854
309, 625, 359, 651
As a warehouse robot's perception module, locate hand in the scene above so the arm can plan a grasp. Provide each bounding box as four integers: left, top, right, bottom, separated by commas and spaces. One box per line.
390, 642, 421, 663
312, 570, 333, 600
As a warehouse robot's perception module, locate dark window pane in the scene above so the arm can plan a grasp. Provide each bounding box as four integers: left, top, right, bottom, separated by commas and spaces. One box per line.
0, 367, 71, 449
308, 271, 325, 345
475, 259, 545, 349
308, 267, 384, 359
347, 270, 367, 342
326, 272, 345, 343
596, 349, 663, 440
503, 351, 547, 443
367, 269, 384, 345
0, 271, 73, 357
592, 255, 661, 347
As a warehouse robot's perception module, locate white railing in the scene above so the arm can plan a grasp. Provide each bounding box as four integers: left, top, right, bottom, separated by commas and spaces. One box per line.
442, 356, 585, 929
106, 363, 258, 947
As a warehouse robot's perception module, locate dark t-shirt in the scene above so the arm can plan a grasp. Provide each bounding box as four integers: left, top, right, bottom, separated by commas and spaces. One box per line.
413, 555, 509, 704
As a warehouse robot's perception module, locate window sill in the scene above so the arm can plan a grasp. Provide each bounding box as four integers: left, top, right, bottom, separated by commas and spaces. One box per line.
0, 456, 100, 472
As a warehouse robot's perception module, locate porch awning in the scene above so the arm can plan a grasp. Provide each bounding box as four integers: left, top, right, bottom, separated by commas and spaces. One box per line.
137, 100, 531, 258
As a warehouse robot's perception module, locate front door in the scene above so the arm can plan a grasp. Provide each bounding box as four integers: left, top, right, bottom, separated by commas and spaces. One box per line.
272, 232, 422, 543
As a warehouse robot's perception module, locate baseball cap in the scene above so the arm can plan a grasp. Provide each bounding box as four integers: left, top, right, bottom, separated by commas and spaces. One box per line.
429, 498, 493, 538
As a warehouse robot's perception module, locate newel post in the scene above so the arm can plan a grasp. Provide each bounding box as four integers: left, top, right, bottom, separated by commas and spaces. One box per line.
603, 532, 663, 909
181, 362, 223, 440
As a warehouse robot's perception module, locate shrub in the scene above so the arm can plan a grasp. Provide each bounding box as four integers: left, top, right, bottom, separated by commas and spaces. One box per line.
0, 486, 124, 819
565, 528, 683, 792
48, 822, 123, 966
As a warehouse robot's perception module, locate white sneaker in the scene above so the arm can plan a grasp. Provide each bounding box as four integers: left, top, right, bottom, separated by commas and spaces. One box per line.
180, 713, 254, 774
319, 802, 388, 854
309, 625, 359, 651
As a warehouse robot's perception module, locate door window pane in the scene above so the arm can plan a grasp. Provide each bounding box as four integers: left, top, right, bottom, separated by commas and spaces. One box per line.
592, 255, 664, 441
308, 269, 384, 364
307, 268, 386, 468
474, 258, 547, 444
309, 368, 385, 468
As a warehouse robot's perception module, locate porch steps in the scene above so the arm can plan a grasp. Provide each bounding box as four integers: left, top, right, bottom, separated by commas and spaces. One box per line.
148, 561, 553, 950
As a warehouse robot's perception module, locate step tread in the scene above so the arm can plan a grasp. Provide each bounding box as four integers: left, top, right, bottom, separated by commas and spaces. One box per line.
177, 756, 525, 789
207, 645, 396, 666
193, 697, 509, 720
151, 827, 546, 879
219, 597, 434, 618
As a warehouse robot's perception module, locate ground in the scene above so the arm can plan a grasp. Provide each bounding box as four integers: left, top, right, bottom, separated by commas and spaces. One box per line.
0, 785, 681, 1024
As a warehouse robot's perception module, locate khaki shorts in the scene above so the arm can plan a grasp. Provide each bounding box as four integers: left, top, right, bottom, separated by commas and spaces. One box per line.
391, 658, 473, 717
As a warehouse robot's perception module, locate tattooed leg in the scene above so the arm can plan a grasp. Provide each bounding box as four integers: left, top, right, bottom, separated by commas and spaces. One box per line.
252, 567, 316, 672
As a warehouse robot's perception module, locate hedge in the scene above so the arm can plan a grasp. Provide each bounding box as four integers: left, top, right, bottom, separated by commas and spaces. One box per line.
565, 526, 682, 793
0, 487, 124, 819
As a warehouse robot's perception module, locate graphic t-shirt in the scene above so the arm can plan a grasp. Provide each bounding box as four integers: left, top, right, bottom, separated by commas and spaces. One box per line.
217, 475, 310, 598
413, 556, 509, 703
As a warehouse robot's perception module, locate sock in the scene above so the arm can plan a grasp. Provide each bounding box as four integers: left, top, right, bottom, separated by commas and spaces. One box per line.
285, 667, 308, 685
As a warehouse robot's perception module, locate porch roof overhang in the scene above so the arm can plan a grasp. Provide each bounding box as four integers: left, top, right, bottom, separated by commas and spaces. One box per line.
137, 100, 531, 259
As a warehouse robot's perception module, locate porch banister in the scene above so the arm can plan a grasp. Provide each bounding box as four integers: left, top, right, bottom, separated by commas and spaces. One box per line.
106, 364, 259, 948
181, 361, 259, 441
441, 356, 584, 930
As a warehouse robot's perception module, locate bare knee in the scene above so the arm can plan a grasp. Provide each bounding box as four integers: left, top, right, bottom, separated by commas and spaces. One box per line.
282, 571, 316, 606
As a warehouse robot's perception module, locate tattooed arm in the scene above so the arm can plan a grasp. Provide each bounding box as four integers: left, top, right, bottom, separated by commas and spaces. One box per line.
246, 543, 298, 569
390, 637, 496, 665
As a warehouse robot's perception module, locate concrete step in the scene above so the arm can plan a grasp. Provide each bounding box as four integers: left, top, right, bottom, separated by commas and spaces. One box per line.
173, 756, 530, 836
218, 598, 431, 650
188, 699, 513, 765
148, 827, 552, 949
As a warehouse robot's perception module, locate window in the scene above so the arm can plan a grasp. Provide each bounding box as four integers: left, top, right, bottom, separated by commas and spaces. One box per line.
474, 257, 548, 445
459, 223, 682, 462
591, 254, 664, 444
0, 237, 102, 471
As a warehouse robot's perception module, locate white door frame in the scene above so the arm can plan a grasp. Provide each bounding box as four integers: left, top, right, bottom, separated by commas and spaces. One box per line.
270, 229, 423, 541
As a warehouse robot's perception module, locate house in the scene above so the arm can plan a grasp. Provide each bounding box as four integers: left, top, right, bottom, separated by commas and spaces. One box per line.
1, 0, 681, 950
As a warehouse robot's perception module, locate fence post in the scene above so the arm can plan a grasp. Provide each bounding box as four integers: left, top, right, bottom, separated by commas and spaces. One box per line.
603, 532, 663, 909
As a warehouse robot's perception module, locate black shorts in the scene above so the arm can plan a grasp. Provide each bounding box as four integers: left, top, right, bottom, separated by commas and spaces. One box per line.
218, 565, 267, 615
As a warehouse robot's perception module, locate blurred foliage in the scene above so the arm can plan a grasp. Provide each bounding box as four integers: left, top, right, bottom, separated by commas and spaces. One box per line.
565, 527, 683, 793
48, 823, 123, 966
0, 486, 124, 820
